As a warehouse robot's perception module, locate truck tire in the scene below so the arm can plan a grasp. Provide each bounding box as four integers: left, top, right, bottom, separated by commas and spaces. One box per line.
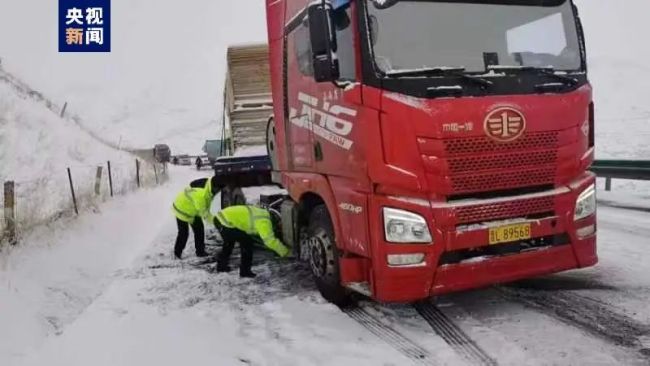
266, 117, 279, 171
306, 205, 352, 307
221, 185, 246, 209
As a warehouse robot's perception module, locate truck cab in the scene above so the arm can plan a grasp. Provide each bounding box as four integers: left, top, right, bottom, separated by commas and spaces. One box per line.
260, 0, 597, 304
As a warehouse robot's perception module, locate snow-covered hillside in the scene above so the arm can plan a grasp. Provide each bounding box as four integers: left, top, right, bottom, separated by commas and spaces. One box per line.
0, 67, 156, 235
0, 0, 268, 155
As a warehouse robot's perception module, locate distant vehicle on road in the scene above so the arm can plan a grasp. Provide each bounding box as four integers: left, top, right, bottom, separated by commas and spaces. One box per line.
203, 139, 227, 164
172, 154, 192, 166
195, 155, 210, 170
153, 144, 171, 163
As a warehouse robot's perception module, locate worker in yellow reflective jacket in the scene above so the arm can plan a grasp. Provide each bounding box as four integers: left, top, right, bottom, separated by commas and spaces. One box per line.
214, 205, 290, 278
172, 177, 222, 259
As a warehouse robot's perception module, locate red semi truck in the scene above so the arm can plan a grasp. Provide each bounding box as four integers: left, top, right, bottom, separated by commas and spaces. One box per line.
218, 0, 597, 305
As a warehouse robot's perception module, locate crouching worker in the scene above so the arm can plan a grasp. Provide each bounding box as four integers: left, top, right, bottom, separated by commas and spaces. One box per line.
172, 176, 222, 259
214, 205, 290, 278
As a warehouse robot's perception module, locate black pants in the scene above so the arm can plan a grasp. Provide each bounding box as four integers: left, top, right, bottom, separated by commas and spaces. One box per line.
174, 217, 205, 255
216, 223, 254, 274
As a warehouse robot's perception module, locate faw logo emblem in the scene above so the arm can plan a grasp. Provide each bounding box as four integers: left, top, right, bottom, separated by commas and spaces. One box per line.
484, 107, 526, 142
290, 92, 357, 150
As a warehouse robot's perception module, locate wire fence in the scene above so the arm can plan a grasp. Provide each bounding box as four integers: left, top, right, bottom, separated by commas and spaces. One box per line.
1, 158, 168, 246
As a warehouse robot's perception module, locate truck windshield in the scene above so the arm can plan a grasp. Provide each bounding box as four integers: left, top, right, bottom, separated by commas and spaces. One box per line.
366, 0, 583, 75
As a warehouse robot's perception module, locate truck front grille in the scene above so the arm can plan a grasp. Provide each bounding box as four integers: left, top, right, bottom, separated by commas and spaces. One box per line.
443, 132, 559, 155
448, 150, 557, 173
453, 195, 555, 225
451, 167, 556, 194
419, 131, 562, 195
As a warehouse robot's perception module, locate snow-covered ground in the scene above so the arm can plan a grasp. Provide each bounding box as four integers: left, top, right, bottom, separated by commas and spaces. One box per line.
1, 166, 650, 366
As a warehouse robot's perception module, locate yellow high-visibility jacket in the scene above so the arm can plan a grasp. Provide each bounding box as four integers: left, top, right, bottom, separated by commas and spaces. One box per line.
172, 178, 216, 224
216, 205, 290, 258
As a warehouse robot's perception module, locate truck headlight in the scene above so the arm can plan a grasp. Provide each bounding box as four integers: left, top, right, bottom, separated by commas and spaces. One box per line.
574, 184, 596, 221
383, 208, 432, 243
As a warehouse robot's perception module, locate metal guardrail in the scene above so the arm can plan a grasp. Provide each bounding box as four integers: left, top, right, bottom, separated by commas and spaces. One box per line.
590, 160, 650, 191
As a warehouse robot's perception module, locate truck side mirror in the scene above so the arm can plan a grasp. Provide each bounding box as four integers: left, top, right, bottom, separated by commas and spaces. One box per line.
308, 2, 340, 82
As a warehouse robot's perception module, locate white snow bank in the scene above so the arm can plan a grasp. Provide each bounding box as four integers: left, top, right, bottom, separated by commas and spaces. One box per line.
0, 74, 157, 238
0, 166, 203, 366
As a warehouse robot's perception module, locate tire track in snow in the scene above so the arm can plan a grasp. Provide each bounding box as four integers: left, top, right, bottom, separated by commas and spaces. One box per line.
414, 302, 497, 366
497, 287, 650, 360
344, 307, 437, 366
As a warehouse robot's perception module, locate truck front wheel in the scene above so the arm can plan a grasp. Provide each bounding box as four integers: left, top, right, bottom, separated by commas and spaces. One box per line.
306, 205, 351, 307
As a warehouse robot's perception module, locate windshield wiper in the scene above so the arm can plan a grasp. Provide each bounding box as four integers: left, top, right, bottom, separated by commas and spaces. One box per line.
385, 67, 493, 89
488, 65, 578, 86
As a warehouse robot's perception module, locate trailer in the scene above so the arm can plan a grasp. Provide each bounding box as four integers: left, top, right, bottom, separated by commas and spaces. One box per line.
222, 44, 274, 153
218, 0, 598, 305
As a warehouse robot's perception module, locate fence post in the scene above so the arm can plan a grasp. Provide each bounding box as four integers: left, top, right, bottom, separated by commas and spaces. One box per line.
4, 181, 16, 245
67, 168, 79, 215
107, 161, 114, 197
60, 102, 68, 118
94, 166, 103, 196
136, 159, 141, 188
153, 164, 159, 185
605, 177, 612, 192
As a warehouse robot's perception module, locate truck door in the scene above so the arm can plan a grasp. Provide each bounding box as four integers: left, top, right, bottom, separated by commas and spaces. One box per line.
311, 3, 363, 177
284, 5, 315, 170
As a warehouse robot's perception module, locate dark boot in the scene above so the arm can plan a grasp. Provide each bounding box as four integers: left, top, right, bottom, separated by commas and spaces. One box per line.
174, 249, 183, 260
216, 260, 231, 273
196, 250, 209, 257
240, 270, 257, 278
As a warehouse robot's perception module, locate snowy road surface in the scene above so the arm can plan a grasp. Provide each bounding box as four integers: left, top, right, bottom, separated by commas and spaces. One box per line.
2, 167, 650, 366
